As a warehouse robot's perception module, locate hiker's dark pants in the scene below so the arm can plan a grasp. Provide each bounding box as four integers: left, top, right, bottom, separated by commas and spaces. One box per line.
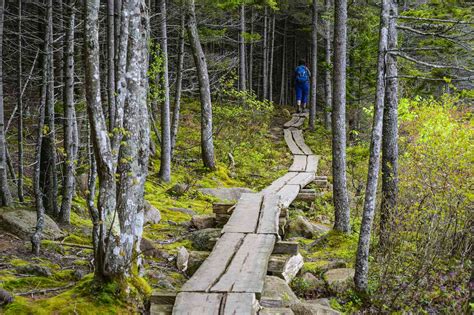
295, 81, 310, 105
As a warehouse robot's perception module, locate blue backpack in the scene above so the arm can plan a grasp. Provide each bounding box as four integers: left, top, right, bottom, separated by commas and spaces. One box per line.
295, 65, 309, 84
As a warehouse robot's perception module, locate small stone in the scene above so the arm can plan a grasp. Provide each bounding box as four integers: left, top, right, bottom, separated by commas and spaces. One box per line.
168, 183, 190, 196
261, 276, 299, 308
74, 269, 87, 280
191, 215, 216, 230
287, 215, 330, 239
157, 279, 175, 291
291, 302, 341, 315
0, 288, 13, 305
187, 228, 221, 251
187, 251, 210, 275
324, 268, 355, 294
169, 207, 196, 216
309, 298, 331, 307
176, 246, 189, 272
301, 273, 325, 290
16, 264, 52, 277
140, 237, 165, 259
143, 201, 161, 225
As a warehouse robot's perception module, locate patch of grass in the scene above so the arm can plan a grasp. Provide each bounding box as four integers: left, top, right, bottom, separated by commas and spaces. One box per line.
304, 231, 359, 265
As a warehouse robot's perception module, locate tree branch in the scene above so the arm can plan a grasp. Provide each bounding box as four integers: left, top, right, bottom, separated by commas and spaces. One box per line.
390, 52, 474, 74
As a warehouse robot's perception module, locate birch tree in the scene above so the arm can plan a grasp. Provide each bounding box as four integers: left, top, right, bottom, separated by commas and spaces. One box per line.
355, 0, 390, 293
0, 0, 12, 207
186, 0, 216, 170
332, 0, 350, 233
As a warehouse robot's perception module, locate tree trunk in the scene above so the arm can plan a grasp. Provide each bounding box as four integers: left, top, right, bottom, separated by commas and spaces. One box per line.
0, 0, 12, 207
107, 0, 116, 131
310, 0, 318, 130
268, 12, 275, 103
158, 0, 171, 182
170, 12, 185, 158
380, 0, 399, 248
324, 0, 332, 130
279, 18, 287, 105
332, 0, 350, 233
354, 0, 390, 293
40, 0, 59, 218
239, 4, 246, 91
248, 8, 254, 92
262, 7, 268, 100
186, 0, 216, 170
17, 0, 24, 203
59, 0, 77, 224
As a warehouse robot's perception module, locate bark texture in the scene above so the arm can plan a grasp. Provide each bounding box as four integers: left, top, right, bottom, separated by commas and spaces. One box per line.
171, 12, 185, 158
239, 4, 246, 91
332, 0, 350, 233
310, 0, 318, 130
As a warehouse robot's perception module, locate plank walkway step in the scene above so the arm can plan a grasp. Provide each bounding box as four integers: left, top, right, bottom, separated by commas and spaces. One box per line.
284, 129, 305, 155
257, 194, 282, 235
222, 193, 263, 233
173, 292, 223, 315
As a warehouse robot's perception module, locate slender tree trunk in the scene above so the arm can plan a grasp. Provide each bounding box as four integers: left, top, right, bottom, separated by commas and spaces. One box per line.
248, 8, 254, 92
324, 0, 332, 130
380, 0, 399, 247
332, 0, 350, 233
107, 0, 116, 131
279, 18, 287, 105
239, 4, 246, 91
355, 0, 390, 293
268, 12, 275, 103
171, 12, 185, 158
262, 7, 268, 100
310, 0, 318, 130
158, 0, 171, 182
186, 0, 215, 170
0, 0, 12, 207
17, 0, 24, 203
59, 0, 77, 224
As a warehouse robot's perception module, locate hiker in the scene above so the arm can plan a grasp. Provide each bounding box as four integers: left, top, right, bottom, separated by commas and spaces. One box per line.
294, 59, 311, 113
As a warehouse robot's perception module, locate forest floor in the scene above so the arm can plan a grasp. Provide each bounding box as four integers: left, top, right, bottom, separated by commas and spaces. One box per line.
0, 100, 364, 314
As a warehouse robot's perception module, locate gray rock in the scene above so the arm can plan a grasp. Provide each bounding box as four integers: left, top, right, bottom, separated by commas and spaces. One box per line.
176, 246, 189, 272
191, 214, 216, 230
187, 228, 220, 251
16, 264, 52, 277
168, 183, 190, 196
187, 251, 210, 276
309, 298, 331, 308
282, 253, 304, 283
198, 187, 254, 202
287, 215, 330, 239
0, 288, 13, 306
169, 207, 196, 216
144, 201, 161, 225
291, 302, 341, 315
301, 273, 325, 290
140, 237, 165, 259
260, 308, 294, 315
0, 209, 64, 240
261, 276, 299, 308
157, 279, 175, 291
323, 268, 355, 294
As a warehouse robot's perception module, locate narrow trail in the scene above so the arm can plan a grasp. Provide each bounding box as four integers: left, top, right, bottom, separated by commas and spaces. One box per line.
157, 113, 320, 315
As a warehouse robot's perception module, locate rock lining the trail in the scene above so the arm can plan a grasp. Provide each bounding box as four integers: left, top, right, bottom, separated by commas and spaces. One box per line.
0, 209, 64, 240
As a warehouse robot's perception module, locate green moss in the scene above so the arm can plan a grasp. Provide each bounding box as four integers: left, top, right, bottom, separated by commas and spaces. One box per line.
305, 231, 358, 264
302, 260, 331, 275
0, 276, 68, 293
63, 233, 92, 245
70, 211, 93, 228
9, 258, 29, 267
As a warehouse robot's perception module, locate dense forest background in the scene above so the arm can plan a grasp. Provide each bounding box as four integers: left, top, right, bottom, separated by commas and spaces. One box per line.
0, 0, 472, 314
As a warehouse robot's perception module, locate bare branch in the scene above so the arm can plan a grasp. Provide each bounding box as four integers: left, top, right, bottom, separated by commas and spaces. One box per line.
393, 15, 474, 25
391, 51, 474, 74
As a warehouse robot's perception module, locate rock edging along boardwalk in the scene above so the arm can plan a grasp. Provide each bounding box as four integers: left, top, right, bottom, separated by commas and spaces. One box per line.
170, 113, 319, 315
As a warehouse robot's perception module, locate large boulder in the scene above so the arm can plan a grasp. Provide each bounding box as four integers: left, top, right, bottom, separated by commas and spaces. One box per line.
198, 188, 254, 202
291, 302, 341, 315
323, 268, 355, 294
191, 214, 216, 230
144, 201, 161, 225
186, 228, 220, 251
0, 209, 64, 240
287, 215, 330, 239
261, 276, 299, 308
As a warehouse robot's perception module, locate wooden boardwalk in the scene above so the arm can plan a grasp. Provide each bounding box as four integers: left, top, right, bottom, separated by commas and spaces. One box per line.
167, 113, 319, 315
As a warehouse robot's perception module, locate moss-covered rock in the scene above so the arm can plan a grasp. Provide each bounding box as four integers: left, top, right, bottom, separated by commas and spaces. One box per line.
186, 228, 220, 251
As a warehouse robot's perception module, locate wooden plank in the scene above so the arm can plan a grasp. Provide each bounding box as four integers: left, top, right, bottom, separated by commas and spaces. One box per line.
151, 291, 177, 305
284, 129, 304, 155
262, 172, 299, 195
272, 241, 299, 255
277, 185, 300, 208
211, 234, 276, 295
257, 194, 281, 234
289, 155, 307, 172
222, 193, 263, 233
291, 129, 313, 155
283, 116, 299, 128
151, 304, 173, 315
287, 172, 316, 188
213, 203, 235, 215
305, 155, 319, 173
292, 117, 305, 128
259, 308, 295, 315
181, 233, 245, 292
223, 293, 259, 315
172, 292, 222, 315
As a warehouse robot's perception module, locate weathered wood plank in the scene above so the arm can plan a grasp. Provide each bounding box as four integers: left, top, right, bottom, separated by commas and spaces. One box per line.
291, 129, 313, 155
181, 233, 245, 292
223, 293, 259, 315
151, 291, 177, 305
222, 193, 263, 233
277, 185, 300, 208
151, 304, 173, 315
211, 234, 276, 295
284, 129, 304, 155
283, 116, 300, 128
212, 203, 235, 215
172, 293, 223, 315
259, 308, 295, 315
289, 155, 307, 172
287, 172, 316, 188
257, 194, 281, 234
262, 172, 299, 195
292, 117, 305, 128
305, 155, 319, 173
272, 241, 299, 255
